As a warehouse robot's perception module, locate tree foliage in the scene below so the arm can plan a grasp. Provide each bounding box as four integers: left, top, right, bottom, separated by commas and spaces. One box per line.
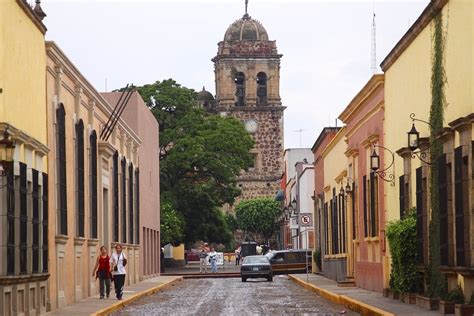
235, 198, 280, 241
132, 79, 255, 245
160, 202, 185, 246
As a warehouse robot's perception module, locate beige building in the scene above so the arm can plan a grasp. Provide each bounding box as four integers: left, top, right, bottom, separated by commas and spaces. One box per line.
45, 42, 142, 310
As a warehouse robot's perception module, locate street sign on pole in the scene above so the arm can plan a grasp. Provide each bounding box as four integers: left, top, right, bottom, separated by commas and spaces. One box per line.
299, 214, 313, 227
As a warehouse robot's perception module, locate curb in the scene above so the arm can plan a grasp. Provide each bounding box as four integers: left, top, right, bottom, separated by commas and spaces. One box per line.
90, 276, 183, 316
288, 275, 394, 316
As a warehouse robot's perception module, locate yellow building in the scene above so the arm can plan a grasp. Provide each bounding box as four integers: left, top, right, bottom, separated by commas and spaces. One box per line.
0, 0, 49, 315
382, 0, 473, 298
320, 127, 354, 283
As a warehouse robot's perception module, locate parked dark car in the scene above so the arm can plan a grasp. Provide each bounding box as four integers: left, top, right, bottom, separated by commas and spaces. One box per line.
265, 250, 312, 275
240, 255, 273, 282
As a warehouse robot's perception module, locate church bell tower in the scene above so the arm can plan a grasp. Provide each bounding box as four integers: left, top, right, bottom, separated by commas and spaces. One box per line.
212, 3, 284, 206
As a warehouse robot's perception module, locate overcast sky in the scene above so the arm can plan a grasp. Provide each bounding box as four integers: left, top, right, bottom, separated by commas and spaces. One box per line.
41, 0, 428, 148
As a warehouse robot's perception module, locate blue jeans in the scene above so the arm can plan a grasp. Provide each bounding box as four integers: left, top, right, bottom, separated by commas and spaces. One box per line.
210, 259, 217, 273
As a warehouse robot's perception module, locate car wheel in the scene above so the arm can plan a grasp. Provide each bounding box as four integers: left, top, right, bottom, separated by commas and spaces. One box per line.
267, 276, 273, 282
242, 277, 247, 282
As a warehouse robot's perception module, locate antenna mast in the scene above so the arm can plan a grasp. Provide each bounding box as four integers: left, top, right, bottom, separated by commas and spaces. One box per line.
371, 9, 377, 74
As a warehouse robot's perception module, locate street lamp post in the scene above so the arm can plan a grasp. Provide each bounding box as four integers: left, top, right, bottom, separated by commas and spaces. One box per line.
407, 113, 433, 165
369, 145, 395, 186
0, 129, 15, 175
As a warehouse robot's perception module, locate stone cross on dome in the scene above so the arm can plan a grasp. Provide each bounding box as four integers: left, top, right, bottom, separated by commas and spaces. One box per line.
244, 0, 250, 19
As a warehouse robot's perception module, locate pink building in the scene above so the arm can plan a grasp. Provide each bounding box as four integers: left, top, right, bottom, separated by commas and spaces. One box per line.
338, 74, 386, 292
102, 91, 161, 279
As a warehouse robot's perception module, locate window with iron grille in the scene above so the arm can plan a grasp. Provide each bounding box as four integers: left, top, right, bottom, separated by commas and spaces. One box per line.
454, 146, 467, 266
32, 169, 40, 273
19, 162, 27, 274
370, 172, 378, 237
113, 151, 119, 242
351, 183, 356, 240
135, 169, 140, 244
339, 193, 346, 253
332, 188, 338, 254
415, 167, 424, 265
6, 162, 15, 275
90, 131, 98, 239
76, 120, 85, 237
324, 202, 328, 255
42, 173, 49, 272
129, 163, 134, 244
399, 175, 406, 219
438, 154, 449, 266
56, 104, 68, 235
363, 175, 368, 237
121, 157, 127, 243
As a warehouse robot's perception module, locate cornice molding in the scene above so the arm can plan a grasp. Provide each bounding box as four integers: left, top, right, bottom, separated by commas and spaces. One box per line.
16, 0, 47, 35
0, 122, 49, 156
380, 0, 448, 71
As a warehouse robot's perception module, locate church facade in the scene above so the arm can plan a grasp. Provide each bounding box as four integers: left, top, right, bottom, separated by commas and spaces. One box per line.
201, 10, 285, 207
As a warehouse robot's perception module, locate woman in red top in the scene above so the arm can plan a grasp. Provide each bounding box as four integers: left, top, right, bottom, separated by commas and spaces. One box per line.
92, 246, 112, 299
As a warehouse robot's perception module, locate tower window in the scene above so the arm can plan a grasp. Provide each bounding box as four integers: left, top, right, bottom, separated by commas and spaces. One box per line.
234, 72, 245, 106
257, 72, 267, 106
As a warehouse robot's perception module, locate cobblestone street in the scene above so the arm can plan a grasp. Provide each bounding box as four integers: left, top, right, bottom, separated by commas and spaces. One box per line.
112, 276, 358, 316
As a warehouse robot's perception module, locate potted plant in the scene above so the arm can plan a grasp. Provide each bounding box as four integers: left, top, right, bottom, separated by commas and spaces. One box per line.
416, 294, 440, 310
439, 286, 464, 314
383, 288, 391, 298
455, 292, 474, 316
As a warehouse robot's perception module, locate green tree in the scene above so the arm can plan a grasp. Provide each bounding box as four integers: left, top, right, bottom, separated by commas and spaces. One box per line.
235, 198, 280, 241
160, 202, 185, 246
225, 213, 239, 232
131, 79, 255, 245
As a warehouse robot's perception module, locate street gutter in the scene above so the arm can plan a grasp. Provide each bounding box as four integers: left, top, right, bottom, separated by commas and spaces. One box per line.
288, 275, 394, 316
90, 276, 183, 316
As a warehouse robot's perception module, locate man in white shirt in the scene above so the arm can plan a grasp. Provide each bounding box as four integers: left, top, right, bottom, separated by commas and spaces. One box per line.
110, 244, 127, 300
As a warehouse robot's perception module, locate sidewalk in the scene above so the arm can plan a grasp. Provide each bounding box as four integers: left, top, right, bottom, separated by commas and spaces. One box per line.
47, 275, 182, 316
289, 274, 439, 316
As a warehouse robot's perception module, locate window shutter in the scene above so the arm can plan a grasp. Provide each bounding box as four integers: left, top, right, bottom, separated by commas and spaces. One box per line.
121, 157, 127, 243
113, 152, 119, 242
76, 120, 85, 237
415, 167, 424, 264
90, 131, 98, 239
363, 175, 368, 237
42, 173, 49, 273
438, 153, 449, 266
32, 169, 40, 273
6, 162, 15, 275
454, 147, 465, 266
19, 162, 27, 274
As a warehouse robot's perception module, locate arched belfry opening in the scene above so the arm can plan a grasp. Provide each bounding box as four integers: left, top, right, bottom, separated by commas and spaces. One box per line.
257, 72, 267, 106
234, 72, 246, 106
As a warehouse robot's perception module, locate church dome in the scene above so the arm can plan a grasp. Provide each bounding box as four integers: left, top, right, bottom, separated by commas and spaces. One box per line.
224, 14, 269, 42
197, 87, 214, 101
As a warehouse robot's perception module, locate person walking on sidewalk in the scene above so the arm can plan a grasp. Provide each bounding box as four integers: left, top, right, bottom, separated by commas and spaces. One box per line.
92, 246, 112, 299
235, 246, 241, 266
199, 243, 209, 273
209, 247, 218, 273
110, 244, 127, 300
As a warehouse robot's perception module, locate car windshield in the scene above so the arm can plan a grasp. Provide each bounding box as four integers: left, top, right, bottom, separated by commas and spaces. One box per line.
244, 256, 269, 264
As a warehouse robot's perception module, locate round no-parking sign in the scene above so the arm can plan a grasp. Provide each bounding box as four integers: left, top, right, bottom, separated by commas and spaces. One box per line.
299, 214, 313, 227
